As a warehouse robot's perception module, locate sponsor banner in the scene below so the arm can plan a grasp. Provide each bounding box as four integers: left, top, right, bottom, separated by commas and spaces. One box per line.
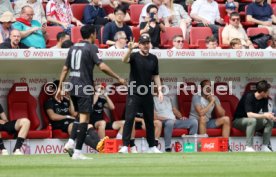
3, 137, 275, 154
1, 49, 276, 60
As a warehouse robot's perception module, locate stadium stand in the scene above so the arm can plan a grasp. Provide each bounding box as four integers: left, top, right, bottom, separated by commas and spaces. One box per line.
46, 26, 64, 48
189, 27, 213, 49
160, 27, 187, 49
129, 4, 144, 26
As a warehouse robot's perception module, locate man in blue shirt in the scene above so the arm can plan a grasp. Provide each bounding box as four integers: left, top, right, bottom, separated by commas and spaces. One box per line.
12, 5, 46, 48
246, 0, 276, 38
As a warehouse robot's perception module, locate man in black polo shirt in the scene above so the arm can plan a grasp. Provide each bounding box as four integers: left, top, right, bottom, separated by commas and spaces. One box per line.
119, 34, 163, 153
233, 80, 275, 152
0, 29, 28, 49
55, 25, 125, 160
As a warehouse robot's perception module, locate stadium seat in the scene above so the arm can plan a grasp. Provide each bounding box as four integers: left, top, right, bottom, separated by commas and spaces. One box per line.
244, 82, 257, 93
1, 131, 14, 139
177, 82, 198, 118
247, 27, 270, 48
102, 4, 114, 15
160, 27, 184, 49
189, 27, 212, 49
218, 27, 230, 48
46, 26, 64, 48
71, 26, 82, 43
71, 3, 86, 21
38, 84, 69, 139
213, 82, 242, 136
129, 4, 144, 26
247, 27, 269, 37
131, 26, 140, 43
7, 83, 52, 139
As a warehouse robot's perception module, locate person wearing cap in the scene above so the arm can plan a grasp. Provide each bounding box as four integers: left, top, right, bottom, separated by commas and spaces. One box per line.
222, 12, 254, 49
0, 29, 29, 49
233, 80, 275, 152
0, 0, 14, 16
0, 11, 15, 44
140, 4, 166, 49
224, 1, 237, 24
12, 5, 46, 48
119, 34, 163, 153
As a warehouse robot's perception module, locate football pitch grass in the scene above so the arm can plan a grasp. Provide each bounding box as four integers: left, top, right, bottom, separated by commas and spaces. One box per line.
1, 153, 276, 177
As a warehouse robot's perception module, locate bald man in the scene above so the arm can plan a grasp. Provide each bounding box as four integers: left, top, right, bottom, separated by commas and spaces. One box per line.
0, 29, 29, 49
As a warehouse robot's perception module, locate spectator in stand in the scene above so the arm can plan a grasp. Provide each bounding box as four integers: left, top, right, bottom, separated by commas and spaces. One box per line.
46, 0, 83, 34
12, 6, 46, 48
61, 39, 74, 48
233, 80, 274, 152
108, 31, 128, 49
163, 0, 191, 40
230, 38, 243, 49
266, 37, 276, 49
190, 0, 224, 40
103, 6, 132, 45
0, 29, 29, 49
171, 35, 184, 49
205, 35, 221, 49
0, 103, 30, 155
51, 31, 70, 48
69, 0, 89, 3
109, 0, 136, 22
222, 12, 254, 49
153, 87, 198, 152
0, 11, 15, 44
139, 0, 170, 27
189, 80, 230, 138
83, 0, 112, 26
140, 4, 165, 48
246, 0, 276, 38
0, 0, 14, 16
14, 0, 47, 25
223, 1, 236, 25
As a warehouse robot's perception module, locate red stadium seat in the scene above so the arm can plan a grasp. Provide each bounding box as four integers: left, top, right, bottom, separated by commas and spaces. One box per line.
213, 82, 241, 136
71, 26, 82, 43
160, 27, 183, 49
46, 26, 64, 48
189, 27, 212, 49
129, 4, 144, 26
247, 27, 269, 37
71, 3, 86, 21
244, 82, 257, 93
1, 131, 14, 139
39, 84, 69, 139
102, 4, 114, 15
177, 82, 197, 118
131, 26, 140, 43
7, 83, 52, 139
247, 27, 270, 48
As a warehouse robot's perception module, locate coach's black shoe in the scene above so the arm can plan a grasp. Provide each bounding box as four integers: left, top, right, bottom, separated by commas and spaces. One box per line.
65, 148, 74, 157
165, 148, 172, 152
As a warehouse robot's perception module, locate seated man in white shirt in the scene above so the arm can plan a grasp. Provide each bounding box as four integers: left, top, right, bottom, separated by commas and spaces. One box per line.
190, 0, 224, 40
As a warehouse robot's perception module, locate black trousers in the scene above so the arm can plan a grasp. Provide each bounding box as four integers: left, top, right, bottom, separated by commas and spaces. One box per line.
122, 94, 155, 147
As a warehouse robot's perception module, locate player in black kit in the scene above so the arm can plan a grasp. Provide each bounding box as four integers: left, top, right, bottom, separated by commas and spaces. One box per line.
55, 25, 125, 160
119, 34, 163, 153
